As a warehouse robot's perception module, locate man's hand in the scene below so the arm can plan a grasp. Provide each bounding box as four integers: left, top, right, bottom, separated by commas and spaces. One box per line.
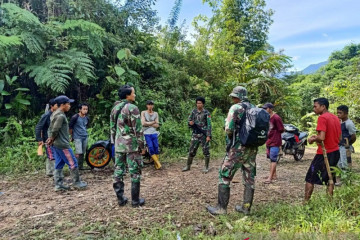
308, 135, 317, 144
38, 141, 44, 146
189, 121, 194, 126
206, 136, 211, 142
141, 149, 146, 155
46, 138, 54, 146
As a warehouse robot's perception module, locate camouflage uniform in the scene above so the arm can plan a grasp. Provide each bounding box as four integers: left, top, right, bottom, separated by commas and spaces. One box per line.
110, 100, 145, 183
207, 86, 258, 216
183, 108, 212, 172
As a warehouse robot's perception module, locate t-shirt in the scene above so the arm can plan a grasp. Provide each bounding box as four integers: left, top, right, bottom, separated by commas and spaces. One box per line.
316, 112, 341, 154
142, 111, 158, 135
339, 119, 356, 146
72, 115, 89, 139
266, 113, 284, 147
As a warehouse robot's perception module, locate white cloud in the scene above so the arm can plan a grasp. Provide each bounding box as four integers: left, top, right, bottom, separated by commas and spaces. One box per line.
322, 33, 328, 38
292, 56, 300, 61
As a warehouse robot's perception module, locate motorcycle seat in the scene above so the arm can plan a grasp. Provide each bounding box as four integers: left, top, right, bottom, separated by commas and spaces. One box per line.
299, 132, 308, 140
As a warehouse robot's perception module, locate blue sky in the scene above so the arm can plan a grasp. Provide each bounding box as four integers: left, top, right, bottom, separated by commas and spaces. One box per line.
154, 0, 360, 71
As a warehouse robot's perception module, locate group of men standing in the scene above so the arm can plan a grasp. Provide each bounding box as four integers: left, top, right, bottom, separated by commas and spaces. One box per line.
36, 84, 356, 215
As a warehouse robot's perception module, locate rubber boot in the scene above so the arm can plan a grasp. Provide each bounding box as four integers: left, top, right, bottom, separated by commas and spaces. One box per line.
152, 154, 162, 170
70, 168, 88, 189
113, 181, 128, 206
202, 156, 210, 173
235, 184, 255, 215
78, 154, 84, 170
182, 156, 193, 172
46, 158, 55, 177
206, 184, 230, 215
131, 182, 145, 207
54, 169, 70, 191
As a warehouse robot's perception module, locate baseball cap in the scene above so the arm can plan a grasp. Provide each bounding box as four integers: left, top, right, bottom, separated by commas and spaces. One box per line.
262, 103, 274, 109
54, 95, 74, 105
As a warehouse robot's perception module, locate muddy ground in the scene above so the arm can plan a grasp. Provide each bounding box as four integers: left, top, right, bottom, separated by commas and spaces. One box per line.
0, 147, 353, 239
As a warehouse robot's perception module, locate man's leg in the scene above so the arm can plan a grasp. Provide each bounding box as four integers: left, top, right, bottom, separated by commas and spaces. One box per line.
45, 144, 55, 177
127, 152, 145, 207
206, 146, 243, 215
235, 147, 257, 215
265, 147, 279, 183
201, 136, 210, 173
182, 136, 200, 172
74, 139, 84, 169
113, 152, 128, 206
59, 148, 87, 189
53, 147, 69, 191
151, 134, 161, 169
304, 182, 314, 202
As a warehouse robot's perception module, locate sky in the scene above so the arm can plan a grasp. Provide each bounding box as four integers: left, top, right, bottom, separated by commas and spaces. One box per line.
154, 0, 360, 71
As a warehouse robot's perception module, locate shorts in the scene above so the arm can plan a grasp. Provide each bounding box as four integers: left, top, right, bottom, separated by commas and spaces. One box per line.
74, 138, 88, 155
305, 150, 340, 185
267, 146, 280, 162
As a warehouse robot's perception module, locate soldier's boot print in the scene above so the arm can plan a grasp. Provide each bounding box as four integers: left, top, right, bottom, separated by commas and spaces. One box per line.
235, 184, 254, 215
182, 156, 193, 172
70, 168, 88, 190
206, 184, 230, 215
54, 169, 70, 191
113, 181, 128, 206
202, 156, 210, 173
152, 154, 162, 170
131, 182, 145, 207
46, 158, 55, 177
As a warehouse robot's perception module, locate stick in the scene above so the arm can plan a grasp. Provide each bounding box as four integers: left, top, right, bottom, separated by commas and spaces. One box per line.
320, 141, 334, 186
29, 212, 54, 219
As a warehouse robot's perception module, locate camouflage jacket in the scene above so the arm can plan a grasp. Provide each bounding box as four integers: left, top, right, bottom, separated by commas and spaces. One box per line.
188, 108, 212, 137
110, 100, 144, 153
225, 101, 254, 147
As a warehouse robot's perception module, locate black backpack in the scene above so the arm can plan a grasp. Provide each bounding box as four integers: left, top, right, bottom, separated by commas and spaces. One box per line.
238, 103, 270, 147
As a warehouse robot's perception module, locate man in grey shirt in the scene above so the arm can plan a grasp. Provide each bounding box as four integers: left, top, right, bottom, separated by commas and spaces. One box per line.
47, 95, 87, 191
69, 103, 90, 170
141, 100, 161, 169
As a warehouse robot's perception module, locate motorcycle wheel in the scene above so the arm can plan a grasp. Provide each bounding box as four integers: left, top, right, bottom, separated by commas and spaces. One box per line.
86, 144, 112, 168
294, 143, 305, 161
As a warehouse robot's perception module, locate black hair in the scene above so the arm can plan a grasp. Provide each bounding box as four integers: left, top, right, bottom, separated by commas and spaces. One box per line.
314, 98, 329, 109
49, 98, 56, 107
337, 105, 349, 114
78, 103, 89, 110
196, 96, 205, 104
118, 84, 133, 100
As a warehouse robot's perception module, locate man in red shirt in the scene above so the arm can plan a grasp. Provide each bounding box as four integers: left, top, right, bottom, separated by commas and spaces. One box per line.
263, 103, 284, 184
305, 98, 341, 202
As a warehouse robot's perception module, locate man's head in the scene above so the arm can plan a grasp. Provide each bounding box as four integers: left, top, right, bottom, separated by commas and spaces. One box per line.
229, 86, 248, 103
337, 105, 349, 121
262, 102, 274, 114
49, 98, 58, 111
118, 84, 135, 102
196, 97, 205, 110
146, 100, 154, 111
54, 95, 74, 112
78, 103, 89, 116
313, 98, 329, 115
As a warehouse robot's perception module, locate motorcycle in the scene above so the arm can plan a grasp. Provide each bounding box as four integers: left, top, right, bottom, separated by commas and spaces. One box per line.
85, 140, 156, 169
278, 124, 308, 161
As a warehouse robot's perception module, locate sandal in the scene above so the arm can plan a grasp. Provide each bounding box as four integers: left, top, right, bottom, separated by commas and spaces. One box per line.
263, 180, 272, 184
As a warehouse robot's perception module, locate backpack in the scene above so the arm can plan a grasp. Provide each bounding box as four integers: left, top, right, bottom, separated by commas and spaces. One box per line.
238, 103, 270, 147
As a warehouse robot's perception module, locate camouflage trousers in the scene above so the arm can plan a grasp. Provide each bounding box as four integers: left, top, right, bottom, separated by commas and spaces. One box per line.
188, 134, 210, 158
113, 152, 143, 183
219, 145, 258, 189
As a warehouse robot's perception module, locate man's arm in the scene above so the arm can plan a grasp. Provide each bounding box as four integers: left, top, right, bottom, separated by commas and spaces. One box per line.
206, 112, 212, 141
141, 111, 156, 127
277, 115, 285, 133
35, 113, 47, 144
188, 110, 195, 126
47, 114, 64, 145
131, 106, 145, 152
68, 114, 78, 135
152, 112, 159, 128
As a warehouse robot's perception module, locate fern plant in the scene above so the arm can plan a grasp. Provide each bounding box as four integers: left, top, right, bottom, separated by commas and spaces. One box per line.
25, 49, 95, 93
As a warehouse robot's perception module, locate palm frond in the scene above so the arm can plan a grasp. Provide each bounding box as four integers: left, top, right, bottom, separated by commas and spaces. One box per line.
0, 35, 23, 48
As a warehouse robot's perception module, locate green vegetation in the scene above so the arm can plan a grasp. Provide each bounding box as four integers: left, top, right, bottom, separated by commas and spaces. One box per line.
0, 0, 360, 239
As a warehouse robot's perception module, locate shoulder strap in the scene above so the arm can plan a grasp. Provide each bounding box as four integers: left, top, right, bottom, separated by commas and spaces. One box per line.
114, 102, 128, 125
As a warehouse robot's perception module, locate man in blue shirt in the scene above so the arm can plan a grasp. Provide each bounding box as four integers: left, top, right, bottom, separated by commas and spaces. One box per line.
35, 99, 57, 177
69, 103, 90, 170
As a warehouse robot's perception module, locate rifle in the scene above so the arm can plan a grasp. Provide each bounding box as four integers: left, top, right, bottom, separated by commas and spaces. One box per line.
189, 123, 218, 145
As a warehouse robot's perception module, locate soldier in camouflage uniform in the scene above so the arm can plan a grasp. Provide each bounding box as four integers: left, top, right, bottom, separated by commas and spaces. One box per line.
207, 86, 258, 215
110, 85, 146, 207
182, 97, 212, 173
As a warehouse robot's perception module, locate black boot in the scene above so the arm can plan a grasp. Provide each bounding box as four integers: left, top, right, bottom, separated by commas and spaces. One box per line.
131, 182, 145, 207
202, 156, 210, 173
182, 156, 193, 172
206, 184, 230, 215
235, 184, 254, 215
113, 181, 128, 206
